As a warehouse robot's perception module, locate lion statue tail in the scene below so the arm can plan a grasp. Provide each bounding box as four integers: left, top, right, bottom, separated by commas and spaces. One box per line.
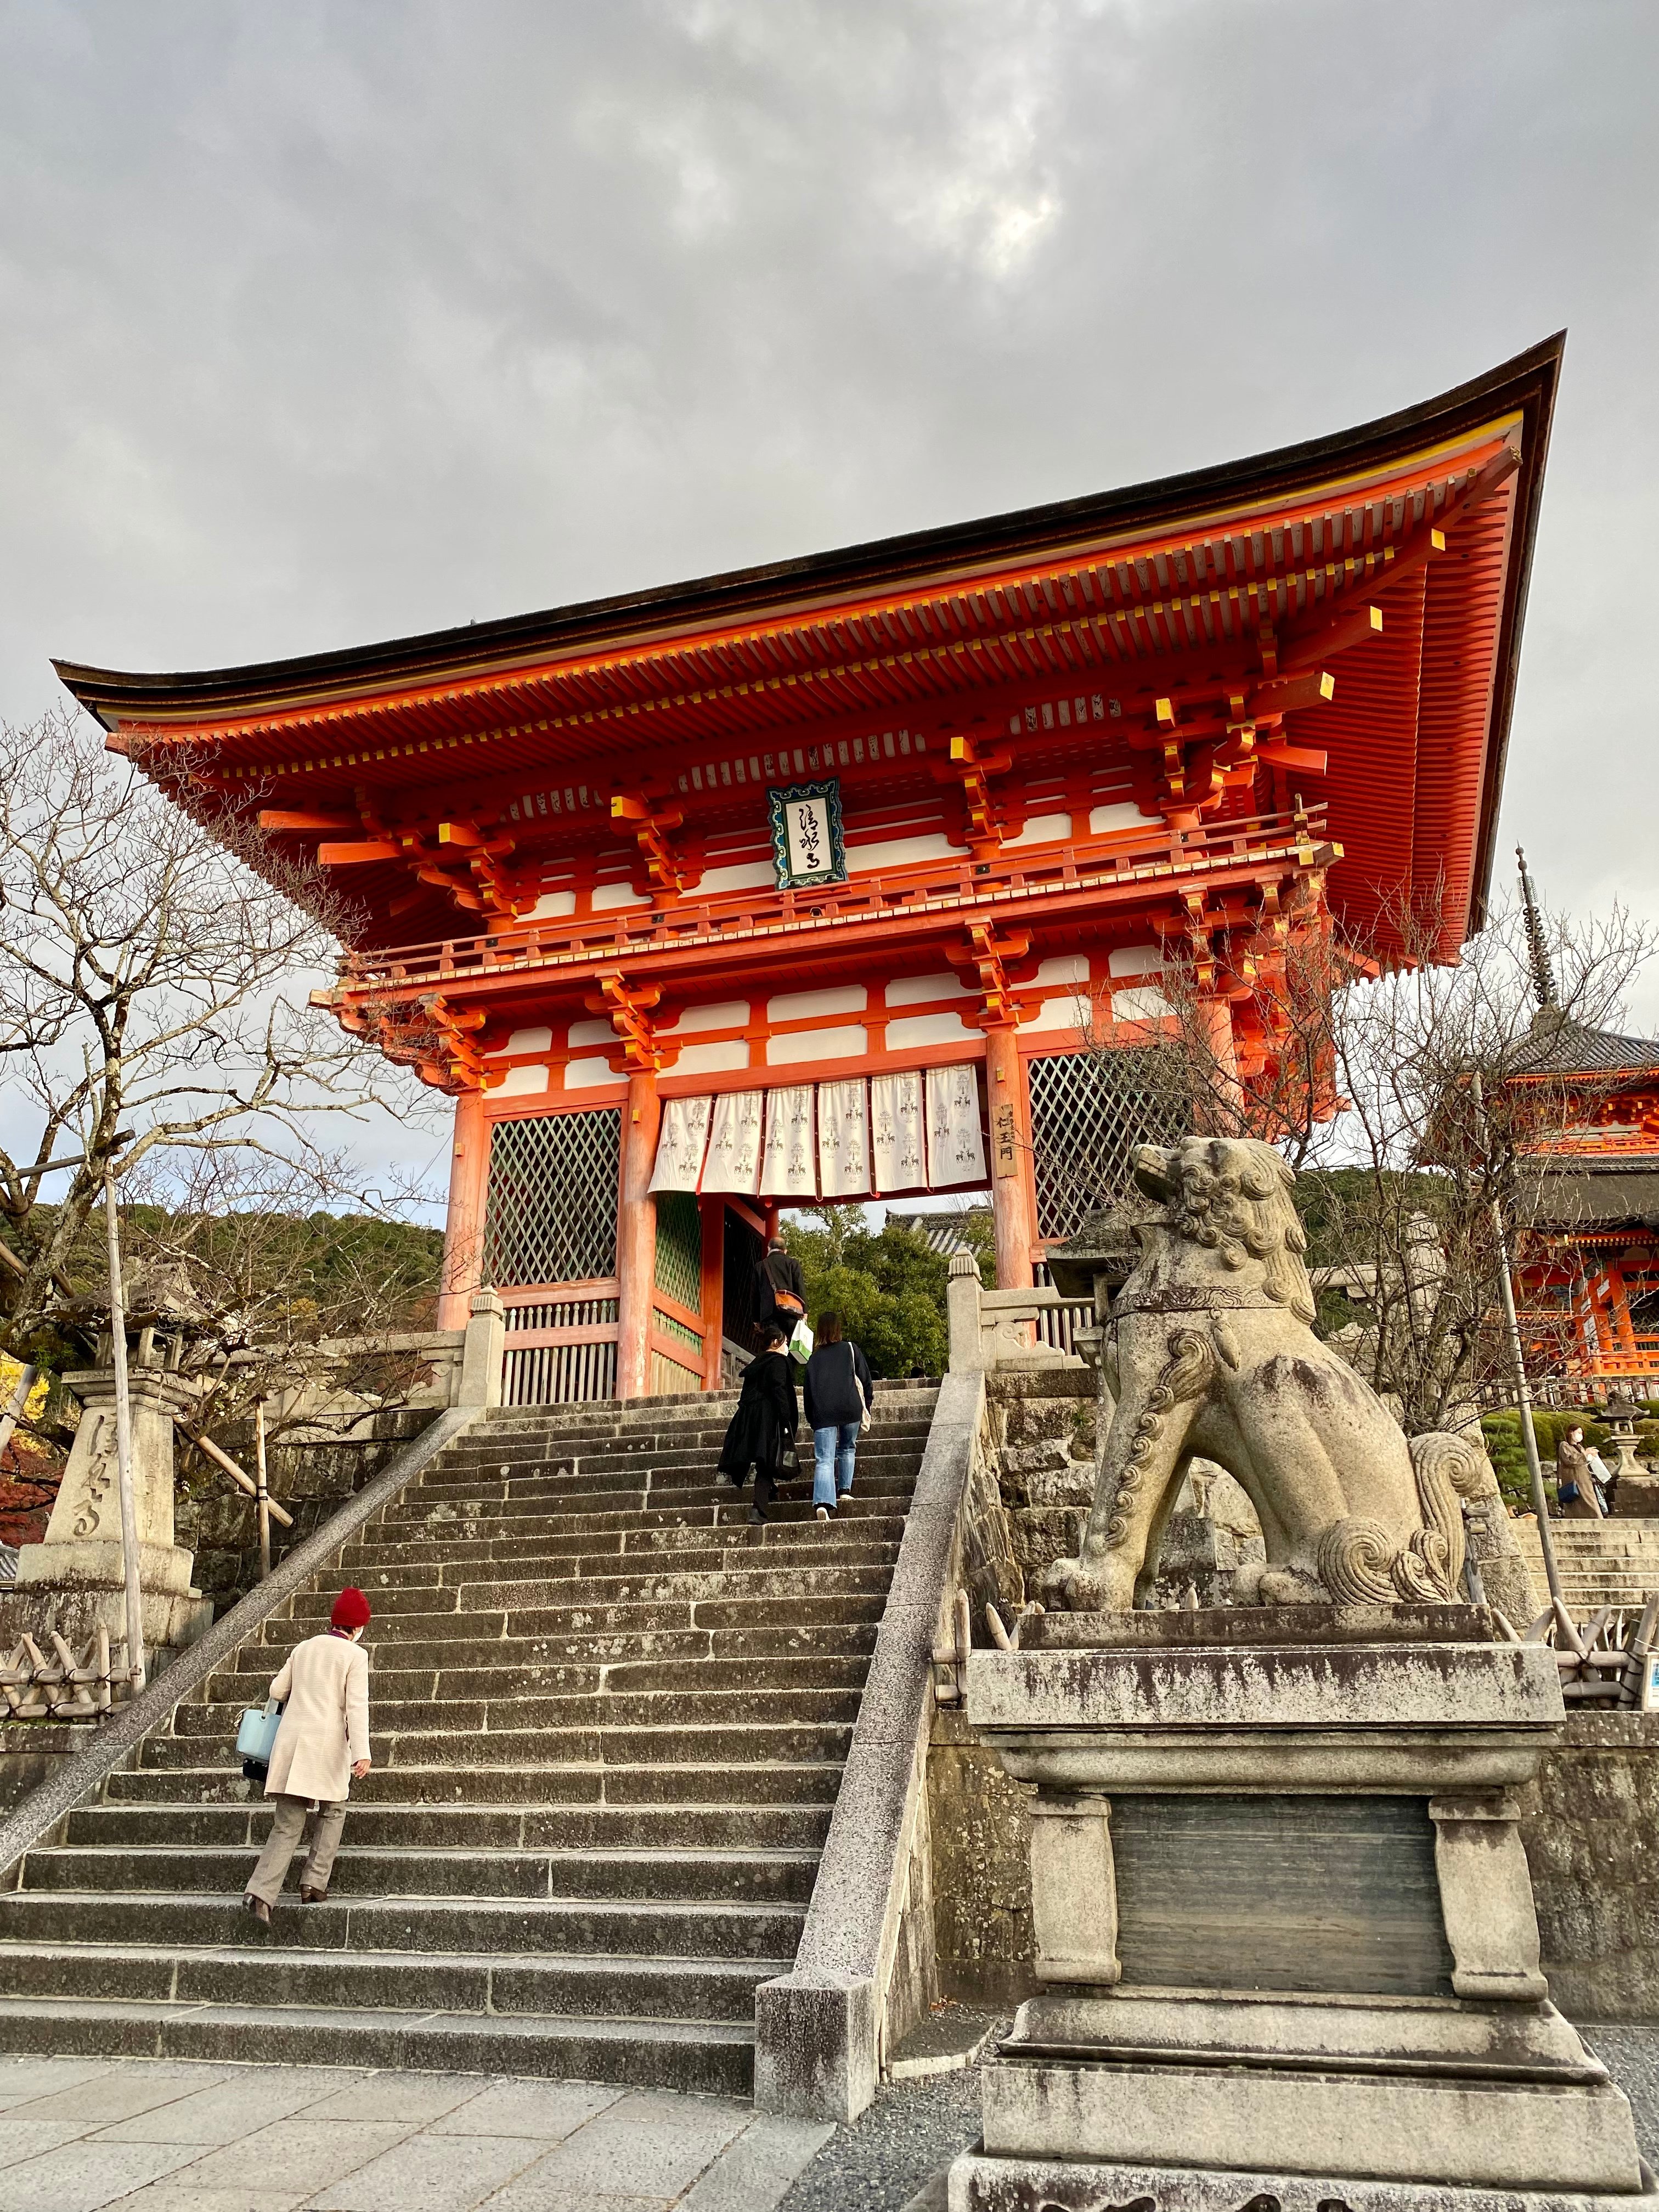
1404, 1430, 1481, 1601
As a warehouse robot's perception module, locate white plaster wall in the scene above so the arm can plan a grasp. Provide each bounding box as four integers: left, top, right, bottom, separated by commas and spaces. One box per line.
766, 1025, 867, 1065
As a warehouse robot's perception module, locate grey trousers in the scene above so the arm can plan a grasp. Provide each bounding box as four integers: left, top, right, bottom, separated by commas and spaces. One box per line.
246, 1793, 346, 1904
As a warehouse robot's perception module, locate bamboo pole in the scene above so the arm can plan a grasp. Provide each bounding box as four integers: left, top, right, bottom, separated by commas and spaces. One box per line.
103, 1170, 147, 1692
254, 1401, 272, 1581
173, 1421, 294, 1528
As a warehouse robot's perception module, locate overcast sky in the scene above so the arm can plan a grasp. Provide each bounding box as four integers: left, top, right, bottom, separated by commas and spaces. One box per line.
2, 0, 1656, 1153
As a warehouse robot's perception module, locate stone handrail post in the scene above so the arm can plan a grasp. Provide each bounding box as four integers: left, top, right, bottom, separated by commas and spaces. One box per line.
457, 1287, 506, 1408
947, 1250, 984, 1372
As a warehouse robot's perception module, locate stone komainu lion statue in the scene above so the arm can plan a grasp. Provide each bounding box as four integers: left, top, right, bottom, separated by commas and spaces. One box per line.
1043, 1136, 1489, 1613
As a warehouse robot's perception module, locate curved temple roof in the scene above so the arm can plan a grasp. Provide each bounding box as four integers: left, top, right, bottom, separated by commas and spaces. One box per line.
55, 334, 1564, 957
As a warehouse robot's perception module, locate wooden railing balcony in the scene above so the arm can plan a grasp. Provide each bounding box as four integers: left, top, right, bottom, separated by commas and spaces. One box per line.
321, 804, 1331, 1004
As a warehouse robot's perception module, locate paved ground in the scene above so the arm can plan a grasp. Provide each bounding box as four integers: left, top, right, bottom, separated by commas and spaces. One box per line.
0, 2057, 833, 2212
3, 2022, 1656, 2212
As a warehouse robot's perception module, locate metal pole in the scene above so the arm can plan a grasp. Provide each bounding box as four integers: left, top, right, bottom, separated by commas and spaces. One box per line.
1472, 1073, 1564, 1610
253, 1400, 272, 1582
103, 1169, 147, 1691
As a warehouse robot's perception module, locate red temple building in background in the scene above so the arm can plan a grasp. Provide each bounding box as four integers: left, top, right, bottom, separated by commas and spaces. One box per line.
1511, 851, 1659, 1396
55, 338, 1562, 1405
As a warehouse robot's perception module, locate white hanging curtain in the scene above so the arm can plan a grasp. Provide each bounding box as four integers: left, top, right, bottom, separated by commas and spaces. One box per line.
760, 1084, 817, 1198
871, 1071, 926, 1193
926, 1063, 988, 1188
647, 1094, 713, 1194
817, 1079, 871, 1198
702, 1088, 765, 1195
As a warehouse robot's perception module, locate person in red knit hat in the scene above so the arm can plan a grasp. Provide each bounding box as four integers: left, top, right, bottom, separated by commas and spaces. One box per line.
242, 1588, 373, 1923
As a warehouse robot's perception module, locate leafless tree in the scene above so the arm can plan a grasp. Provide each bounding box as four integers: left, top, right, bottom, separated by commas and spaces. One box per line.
0, 708, 441, 1383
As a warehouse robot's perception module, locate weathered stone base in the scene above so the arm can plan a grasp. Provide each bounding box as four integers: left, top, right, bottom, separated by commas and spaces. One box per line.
950, 2149, 1659, 2212
0, 1575, 213, 1666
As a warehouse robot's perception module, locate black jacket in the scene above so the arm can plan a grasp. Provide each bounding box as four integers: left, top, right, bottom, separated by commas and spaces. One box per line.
803, 1340, 874, 1431
718, 1351, 799, 1478
754, 1248, 808, 1324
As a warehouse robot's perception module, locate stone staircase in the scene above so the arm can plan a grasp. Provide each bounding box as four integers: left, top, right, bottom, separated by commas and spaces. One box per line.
1513, 1519, 1659, 1615
0, 1383, 937, 2093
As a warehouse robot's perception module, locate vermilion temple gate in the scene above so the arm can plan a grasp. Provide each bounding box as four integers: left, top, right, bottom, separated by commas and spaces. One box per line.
57, 339, 1561, 1403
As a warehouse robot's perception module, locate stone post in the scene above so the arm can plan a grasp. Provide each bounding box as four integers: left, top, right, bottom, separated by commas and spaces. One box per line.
947, 1249, 984, 1373
456, 1287, 506, 1408
4, 1367, 212, 1662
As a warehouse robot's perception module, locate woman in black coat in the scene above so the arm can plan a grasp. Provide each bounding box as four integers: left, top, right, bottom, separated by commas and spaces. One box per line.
718, 1323, 800, 1524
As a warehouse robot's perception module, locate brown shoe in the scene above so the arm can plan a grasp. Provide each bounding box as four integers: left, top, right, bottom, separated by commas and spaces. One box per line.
242, 1893, 272, 1926
300, 1887, 328, 1905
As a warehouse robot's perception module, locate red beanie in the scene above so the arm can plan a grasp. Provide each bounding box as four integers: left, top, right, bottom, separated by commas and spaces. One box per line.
331, 1587, 371, 1632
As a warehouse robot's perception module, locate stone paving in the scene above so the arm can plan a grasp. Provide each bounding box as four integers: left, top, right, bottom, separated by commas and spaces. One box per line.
0, 2056, 833, 2212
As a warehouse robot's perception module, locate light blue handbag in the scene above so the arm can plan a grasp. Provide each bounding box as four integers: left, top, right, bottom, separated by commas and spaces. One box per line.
235, 1701, 282, 1768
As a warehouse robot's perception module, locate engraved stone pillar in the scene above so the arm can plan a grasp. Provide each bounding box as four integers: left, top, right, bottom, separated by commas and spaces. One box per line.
3, 1367, 212, 1662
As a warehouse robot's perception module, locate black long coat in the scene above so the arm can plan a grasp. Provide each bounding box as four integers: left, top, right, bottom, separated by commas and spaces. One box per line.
719, 1350, 799, 1480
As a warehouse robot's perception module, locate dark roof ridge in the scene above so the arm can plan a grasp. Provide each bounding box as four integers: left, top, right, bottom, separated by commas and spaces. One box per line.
53, 332, 1565, 727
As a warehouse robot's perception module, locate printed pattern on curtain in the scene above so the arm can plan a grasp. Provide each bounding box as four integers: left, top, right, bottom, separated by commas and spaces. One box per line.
871, 1071, 926, 1193
760, 1085, 816, 1197
647, 1094, 713, 1194
817, 1079, 871, 1198
926, 1063, 988, 1187
701, 1088, 764, 1195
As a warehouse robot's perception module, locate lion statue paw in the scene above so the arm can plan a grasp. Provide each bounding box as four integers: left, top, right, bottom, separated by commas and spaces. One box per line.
1040, 1555, 1123, 1612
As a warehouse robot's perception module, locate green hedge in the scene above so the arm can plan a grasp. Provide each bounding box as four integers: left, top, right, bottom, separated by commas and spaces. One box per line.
1477, 1406, 1659, 1511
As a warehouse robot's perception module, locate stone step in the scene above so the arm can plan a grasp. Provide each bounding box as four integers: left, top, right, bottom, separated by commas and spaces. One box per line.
21, 1844, 820, 1906
345, 1517, 908, 1565
239, 1620, 878, 1670
174, 1685, 865, 1736
323, 1537, 905, 1588
403, 1468, 920, 1508
366, 1499, 909, 1543
261, 1593, 890, 1645
138, 1719, 854, 1771
0, 1889, 805, 1963
206, 1652, 872, 1705
0, 1940, 786, 2023
284, 1564, 895, 1618
105, 1758, 847, 1808
0, 1995, 757, 2095
65, 1801, 835, 1853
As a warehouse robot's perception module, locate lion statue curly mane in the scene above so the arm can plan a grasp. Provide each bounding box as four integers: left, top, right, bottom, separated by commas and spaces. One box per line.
1043, 1135, 1486, 1613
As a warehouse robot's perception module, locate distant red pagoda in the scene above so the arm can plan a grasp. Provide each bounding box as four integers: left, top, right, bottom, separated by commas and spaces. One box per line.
1511, 851, 1659, 1393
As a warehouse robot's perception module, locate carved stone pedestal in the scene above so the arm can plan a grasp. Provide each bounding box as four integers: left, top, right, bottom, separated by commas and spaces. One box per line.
952, 1606, 1656, 2212
0, 1369, 213, 1665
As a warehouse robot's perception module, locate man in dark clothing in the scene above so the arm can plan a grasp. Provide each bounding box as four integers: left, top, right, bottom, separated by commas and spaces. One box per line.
754, 1237, 808, 1330
717, 1324, 799, 1524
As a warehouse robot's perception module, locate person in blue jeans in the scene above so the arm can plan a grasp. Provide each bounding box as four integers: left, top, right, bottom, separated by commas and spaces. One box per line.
802, 1312, 875, 1524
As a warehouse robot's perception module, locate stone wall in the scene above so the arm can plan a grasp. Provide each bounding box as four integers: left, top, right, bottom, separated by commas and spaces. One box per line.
175, 1406, 437, 1617
1520, 1710, 1659, 2022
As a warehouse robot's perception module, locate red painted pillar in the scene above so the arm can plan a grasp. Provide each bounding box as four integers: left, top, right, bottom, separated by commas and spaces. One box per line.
615, 1070, 662, 1400
437, 1088, 489, 1329
700, 1196, 725, 1392
986, 1027, 1037, 1290
1197, 996, 1243, 1127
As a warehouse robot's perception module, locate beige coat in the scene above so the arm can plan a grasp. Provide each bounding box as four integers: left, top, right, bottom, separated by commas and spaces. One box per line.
265, 1632, 370, 1804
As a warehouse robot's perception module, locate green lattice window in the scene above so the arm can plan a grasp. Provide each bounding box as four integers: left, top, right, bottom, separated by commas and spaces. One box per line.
653, 1190, 702, 1311
483, 1109, 620, 1288
1027, 1048, 1192, 1244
